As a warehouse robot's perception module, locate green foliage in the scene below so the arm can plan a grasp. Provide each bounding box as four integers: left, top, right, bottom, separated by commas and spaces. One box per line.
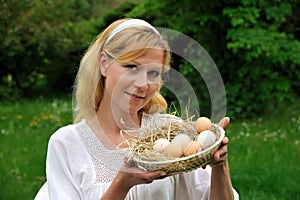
0, 0, 106, 100
222, 0, 300, 118
126, 0, 300, 119
1, 0, 300, 119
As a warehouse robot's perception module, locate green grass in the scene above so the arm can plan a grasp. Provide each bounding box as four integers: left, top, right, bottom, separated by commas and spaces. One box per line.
0, 97, 299, 199
0, 96, 73, 200
228, 102, 300, 200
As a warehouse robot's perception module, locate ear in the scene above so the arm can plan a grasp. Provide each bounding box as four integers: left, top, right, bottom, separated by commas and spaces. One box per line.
99, 52, 108, 77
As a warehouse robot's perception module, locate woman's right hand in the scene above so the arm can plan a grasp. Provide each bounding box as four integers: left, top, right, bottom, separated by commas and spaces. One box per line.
100, 158, 166, 200
118, 157, 166, 188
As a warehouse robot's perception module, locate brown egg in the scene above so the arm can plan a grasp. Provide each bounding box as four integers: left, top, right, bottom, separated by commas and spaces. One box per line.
162, 143, 183, 158
183, 141, 202, 156
196, 117, 212, 133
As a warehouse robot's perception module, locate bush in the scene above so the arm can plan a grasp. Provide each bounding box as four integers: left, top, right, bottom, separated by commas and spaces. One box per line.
126, 0, 300, 119
0, 0, 97, 100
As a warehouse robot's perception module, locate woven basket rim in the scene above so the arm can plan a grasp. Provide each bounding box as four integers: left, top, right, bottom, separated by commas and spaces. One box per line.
133, 124, 225, 165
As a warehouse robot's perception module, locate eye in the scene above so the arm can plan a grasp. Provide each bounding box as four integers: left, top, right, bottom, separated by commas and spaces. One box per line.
124, 64, 138, 71
148, 70, 161, 77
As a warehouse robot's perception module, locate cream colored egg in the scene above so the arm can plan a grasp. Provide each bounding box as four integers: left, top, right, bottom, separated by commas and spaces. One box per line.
162, 143, 183, 158
171, 134, 191, 149
196, 117, 212, 133
183, 141, 202, 156
197, 130, 216, 149
153, 138, 170, 152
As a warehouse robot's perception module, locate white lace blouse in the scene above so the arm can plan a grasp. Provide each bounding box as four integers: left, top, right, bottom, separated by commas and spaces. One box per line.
35, 114, 239, 200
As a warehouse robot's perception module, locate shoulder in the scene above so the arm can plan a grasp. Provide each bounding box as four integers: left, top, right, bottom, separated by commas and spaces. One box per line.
49, 124, 75, 142
48, 120, 85, 146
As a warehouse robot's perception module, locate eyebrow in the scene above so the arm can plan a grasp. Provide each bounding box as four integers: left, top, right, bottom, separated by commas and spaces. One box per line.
130, 60, 141, 66
124, 60, 164, 71
130, 60, 163, 68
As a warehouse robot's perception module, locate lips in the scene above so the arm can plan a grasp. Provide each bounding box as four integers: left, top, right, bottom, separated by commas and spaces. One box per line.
125, 91, 145, 99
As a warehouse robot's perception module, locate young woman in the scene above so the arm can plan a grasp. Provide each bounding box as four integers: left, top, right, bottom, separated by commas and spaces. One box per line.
35, 18, 239, 200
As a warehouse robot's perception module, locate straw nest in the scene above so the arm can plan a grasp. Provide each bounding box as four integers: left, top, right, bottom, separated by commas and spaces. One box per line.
122, 115, 225, 176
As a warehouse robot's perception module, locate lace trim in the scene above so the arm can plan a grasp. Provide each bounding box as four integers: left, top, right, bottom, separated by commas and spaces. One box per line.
76, 114, 154, 184
77, 121, 125, 183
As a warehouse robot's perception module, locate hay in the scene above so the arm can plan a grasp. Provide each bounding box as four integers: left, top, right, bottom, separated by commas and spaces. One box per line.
120, 114, 224, 176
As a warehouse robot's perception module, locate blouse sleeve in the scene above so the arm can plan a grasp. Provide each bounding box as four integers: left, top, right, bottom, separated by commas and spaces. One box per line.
46, 126, 84, 200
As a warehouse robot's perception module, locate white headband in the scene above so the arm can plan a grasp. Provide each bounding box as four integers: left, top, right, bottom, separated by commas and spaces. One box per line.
103, 19, 160, 46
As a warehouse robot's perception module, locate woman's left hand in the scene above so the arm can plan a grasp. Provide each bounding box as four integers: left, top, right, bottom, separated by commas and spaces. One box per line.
211, 117, 230, 166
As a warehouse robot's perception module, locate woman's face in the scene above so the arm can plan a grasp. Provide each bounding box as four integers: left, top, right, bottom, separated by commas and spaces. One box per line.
103, 49, 164, 114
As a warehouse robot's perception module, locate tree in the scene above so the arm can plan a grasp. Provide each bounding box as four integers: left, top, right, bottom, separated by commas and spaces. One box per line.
125, 0, 300, 118
0, 0, 97, 100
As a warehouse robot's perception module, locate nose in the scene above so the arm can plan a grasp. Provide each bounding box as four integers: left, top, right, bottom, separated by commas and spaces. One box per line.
133, 72, 148, 89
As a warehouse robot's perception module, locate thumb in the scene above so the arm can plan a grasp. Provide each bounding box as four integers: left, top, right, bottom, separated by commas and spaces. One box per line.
218, 117, 230, 129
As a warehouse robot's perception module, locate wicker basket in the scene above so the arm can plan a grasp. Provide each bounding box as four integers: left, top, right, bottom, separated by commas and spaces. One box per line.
130, 123, 225, 176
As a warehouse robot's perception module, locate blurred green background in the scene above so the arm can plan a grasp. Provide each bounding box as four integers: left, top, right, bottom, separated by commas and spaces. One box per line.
1, 0, 299, 199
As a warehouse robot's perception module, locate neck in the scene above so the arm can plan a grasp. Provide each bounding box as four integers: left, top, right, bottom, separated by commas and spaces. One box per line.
92, 102, 142, 147
97, 103, 142, 132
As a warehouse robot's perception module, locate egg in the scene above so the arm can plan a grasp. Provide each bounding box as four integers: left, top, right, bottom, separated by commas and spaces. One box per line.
162, 143, 183, 157
197, 130, 216, 149
183, 141, 202, 156
171, 134, 191, 149
196, 117, 212, 133
153, 138, 170, 152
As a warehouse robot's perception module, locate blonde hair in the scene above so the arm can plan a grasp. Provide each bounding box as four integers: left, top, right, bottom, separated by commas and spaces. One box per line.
73, 18, 171, 123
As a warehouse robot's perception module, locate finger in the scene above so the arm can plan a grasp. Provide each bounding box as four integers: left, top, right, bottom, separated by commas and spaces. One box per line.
221, 137, 229, 145
214, 146, 228, 160
218, 117, 230, 129
217, 137, 229, 150
211, 159, 225, 166
147, 170, 166, 179
136, 170, 166, 182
